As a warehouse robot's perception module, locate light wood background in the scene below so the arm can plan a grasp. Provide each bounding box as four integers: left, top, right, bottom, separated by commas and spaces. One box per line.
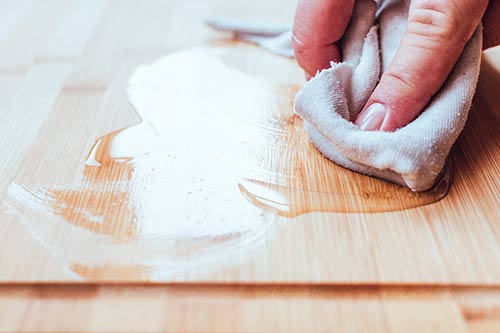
0, 0, 500, 331
2, 284, 500, 332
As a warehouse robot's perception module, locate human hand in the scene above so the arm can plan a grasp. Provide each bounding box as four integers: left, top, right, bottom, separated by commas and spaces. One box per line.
293, 0, 500, 131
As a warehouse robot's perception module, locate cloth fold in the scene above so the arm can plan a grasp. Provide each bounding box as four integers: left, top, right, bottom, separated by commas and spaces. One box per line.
207, 0, 483, 191
204, 17, 294, 57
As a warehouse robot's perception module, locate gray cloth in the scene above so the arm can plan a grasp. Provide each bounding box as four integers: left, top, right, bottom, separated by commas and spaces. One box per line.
207, 0, 483, 192
205, 17, 294, 57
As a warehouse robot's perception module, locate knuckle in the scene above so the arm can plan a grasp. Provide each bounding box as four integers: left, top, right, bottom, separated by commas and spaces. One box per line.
407, 1, 463, 45
383, 70, 419, 94
382, 67, 433, 103
291, 32, 306, 53
291, 34, 315, 74
291, 34, 309, 64
291, 25, 314, 55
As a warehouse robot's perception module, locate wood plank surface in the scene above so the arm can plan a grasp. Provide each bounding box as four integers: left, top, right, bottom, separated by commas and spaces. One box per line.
1, 0, 500, 332
4, 284, 500, 332
0, 0, 499, 285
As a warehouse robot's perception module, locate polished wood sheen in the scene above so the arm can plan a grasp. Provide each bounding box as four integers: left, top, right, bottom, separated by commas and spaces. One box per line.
0, 3, 499, 284
0, 0, 500, 331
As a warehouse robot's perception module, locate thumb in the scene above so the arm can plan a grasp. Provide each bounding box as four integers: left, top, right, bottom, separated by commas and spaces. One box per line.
292, 0, 354, 77
355, 0, 488, 132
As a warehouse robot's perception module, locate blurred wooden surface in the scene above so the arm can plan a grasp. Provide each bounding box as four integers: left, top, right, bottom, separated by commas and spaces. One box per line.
2, 284, 500, 332
0, 0, 500, 331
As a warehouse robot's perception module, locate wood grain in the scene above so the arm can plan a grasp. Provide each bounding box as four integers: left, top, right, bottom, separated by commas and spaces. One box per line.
1, 0, 500, 331
0, 0, 499, 285
4, 284, 500, 332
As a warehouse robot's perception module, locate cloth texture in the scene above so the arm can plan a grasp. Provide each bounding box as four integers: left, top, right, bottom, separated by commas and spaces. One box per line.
207, 0, 483, 191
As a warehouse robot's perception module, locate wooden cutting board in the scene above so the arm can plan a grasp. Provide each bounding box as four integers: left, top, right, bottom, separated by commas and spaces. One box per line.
0, 0, 499, 284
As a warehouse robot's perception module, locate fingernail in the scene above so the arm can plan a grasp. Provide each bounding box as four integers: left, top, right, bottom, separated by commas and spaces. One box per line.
355, 103, 386, 131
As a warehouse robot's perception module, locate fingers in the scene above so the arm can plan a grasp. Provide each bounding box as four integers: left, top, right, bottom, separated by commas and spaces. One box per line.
483, 0, 500, 49
292, 0, 354, 77
355, 0, 488, 132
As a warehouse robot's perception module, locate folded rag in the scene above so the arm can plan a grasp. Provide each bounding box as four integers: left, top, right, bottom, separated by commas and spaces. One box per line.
207, 0, 483, 192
